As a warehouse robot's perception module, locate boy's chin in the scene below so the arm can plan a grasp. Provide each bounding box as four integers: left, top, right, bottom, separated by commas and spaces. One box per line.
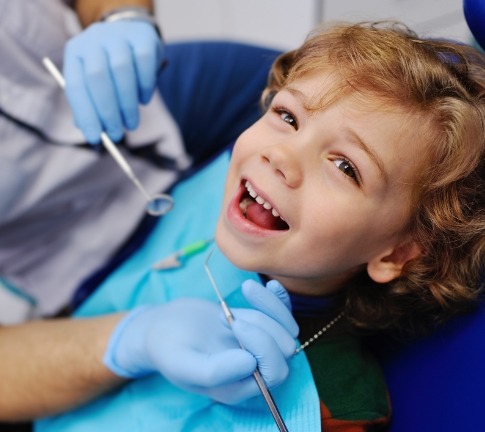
214, 233, 261, 273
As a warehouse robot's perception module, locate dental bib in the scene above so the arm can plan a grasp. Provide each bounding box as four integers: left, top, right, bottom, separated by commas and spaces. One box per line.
35, 152, 321, 432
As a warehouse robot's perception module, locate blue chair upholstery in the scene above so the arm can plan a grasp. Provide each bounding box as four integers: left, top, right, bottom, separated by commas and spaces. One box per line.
371, 302, 485, 431
464, 0, 485, 50
158, 41, 281, 166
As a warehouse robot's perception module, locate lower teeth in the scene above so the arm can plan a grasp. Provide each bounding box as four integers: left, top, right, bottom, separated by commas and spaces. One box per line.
239, 197, 252, 217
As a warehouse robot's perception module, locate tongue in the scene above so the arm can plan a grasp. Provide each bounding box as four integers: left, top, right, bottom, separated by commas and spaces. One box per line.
245, 201, 288, 230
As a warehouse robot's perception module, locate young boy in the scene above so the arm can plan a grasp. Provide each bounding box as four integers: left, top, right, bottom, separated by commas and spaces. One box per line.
36, 21, 485, 431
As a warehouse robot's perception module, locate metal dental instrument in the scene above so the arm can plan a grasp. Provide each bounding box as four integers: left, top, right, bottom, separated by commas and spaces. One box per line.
42, 57, 174, 216
204, 248, 289, 432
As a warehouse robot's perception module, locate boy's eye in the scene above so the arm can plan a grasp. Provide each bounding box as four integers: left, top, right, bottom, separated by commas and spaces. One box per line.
333, 157, 361, 184
280, 111, 297, 128
272, 107, 298, 130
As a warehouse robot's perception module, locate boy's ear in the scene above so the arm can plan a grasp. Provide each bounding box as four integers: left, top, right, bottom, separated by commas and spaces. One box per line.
367, 239, 421, 284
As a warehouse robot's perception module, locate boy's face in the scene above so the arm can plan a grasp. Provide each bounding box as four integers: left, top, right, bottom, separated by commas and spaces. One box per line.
216, 74, 425, 295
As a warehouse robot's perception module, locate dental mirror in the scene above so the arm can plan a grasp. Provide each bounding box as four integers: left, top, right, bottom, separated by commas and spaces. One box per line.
42, 57, 174, 217
146, 193, 174, 216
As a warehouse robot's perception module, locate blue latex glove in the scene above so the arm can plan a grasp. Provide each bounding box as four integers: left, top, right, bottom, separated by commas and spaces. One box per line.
63, 20, 164, 144
104, 279, 299, 404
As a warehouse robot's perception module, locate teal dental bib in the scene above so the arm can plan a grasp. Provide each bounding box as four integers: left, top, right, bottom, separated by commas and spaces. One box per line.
35, 152, 321, 432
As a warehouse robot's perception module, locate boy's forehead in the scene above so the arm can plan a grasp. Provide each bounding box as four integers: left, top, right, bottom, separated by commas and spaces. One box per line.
283, 72, 402, 115
283, 71, 347, 110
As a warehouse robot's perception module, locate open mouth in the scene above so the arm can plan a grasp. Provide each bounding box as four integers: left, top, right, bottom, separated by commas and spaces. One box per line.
239, 181, 289, 231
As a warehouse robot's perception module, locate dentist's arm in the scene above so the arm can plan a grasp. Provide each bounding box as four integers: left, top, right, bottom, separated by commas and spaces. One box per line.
64, 0, 163, 144
0, 315, 125, 421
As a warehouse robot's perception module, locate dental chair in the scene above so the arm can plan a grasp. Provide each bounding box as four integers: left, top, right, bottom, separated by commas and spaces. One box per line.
153, 3, 484, 430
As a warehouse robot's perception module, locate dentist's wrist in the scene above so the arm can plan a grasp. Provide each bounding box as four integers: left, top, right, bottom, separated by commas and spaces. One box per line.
100, 6, 164, 49
103, 305, 154, 379
101, 6, 155, 25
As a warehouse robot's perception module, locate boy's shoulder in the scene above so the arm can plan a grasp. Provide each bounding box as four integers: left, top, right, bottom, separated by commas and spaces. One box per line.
304, 332, 391, 429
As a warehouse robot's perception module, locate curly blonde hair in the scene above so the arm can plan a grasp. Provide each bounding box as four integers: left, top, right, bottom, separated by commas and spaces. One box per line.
263, 22, 485, 335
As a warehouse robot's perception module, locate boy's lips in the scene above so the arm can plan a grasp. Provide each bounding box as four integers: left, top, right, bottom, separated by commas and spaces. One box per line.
226, 180, 289, 235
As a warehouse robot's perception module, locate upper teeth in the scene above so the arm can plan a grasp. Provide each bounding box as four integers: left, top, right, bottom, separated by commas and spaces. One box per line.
245, 181, 281, 218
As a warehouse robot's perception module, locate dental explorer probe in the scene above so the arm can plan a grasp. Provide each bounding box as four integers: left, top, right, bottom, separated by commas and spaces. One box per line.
204, 248, 289, 432
42, 57, 174, 216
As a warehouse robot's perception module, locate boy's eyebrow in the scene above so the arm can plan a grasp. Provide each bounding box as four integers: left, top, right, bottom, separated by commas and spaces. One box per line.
285, 87, 309, 108
346, 128, 389, 185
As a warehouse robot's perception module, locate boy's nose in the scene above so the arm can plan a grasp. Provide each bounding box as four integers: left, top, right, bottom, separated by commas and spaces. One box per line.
260, 144, 303, 188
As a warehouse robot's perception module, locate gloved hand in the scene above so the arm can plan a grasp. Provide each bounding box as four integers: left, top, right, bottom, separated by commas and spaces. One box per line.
104, 279, 299, 404
63, 20, 164, 144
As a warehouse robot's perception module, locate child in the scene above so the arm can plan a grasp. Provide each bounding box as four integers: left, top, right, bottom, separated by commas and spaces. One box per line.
36, 21, 485, 432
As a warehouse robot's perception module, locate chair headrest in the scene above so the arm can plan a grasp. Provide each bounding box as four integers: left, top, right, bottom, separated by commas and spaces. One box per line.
464, 0, 485, 50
